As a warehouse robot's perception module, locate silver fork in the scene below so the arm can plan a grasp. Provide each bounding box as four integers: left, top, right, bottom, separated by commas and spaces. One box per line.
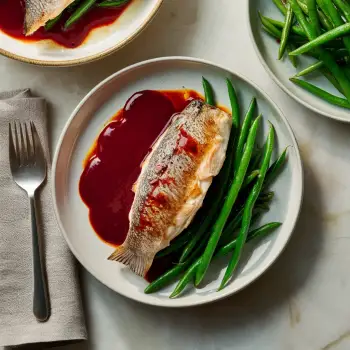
9, 121, 50, 322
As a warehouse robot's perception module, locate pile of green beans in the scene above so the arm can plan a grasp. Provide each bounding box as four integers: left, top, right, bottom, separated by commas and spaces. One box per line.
144, 77, 288, 298
260, 0, 350, 109
45, 0, 130, 31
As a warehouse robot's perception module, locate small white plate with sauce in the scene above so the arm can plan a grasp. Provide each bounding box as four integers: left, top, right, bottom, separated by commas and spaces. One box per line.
0, 0, 162, 67
52, 57, 303, 307
247, 0, 350, 122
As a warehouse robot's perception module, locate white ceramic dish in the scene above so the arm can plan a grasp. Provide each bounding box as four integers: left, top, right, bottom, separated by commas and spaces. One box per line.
0, 0, 162, 66
52, 57, 303, 307
247, 0, 350, 122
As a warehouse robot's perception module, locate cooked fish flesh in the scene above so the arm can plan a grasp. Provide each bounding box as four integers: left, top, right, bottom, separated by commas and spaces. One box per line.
24, 0, 75, 35
108, 100, 232, 277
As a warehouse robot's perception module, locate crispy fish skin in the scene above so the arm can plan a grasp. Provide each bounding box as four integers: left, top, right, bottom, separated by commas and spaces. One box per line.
24, 0, 75, 35
108, 100, 232, 277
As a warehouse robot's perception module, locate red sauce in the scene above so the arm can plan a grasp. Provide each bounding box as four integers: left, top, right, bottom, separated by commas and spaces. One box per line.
175, 127, 199, 155
79, 89, 203, 248
0, 0, 131, 48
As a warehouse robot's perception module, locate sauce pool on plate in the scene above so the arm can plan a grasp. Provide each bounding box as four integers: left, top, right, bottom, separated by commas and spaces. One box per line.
79, 89, 203, 251
0, 0, 131, 48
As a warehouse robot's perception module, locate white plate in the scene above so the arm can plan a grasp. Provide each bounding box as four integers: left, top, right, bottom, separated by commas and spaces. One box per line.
0, 0, 162, 66
247, 0, 350, 122
52, 57, 303, 307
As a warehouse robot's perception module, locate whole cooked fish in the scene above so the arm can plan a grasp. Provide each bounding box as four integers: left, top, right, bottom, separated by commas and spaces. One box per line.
108, 100, 232, 277
24, 0, 75, 35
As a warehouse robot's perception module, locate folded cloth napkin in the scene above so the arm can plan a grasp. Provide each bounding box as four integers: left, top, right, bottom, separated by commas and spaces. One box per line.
0, 90, 87, 348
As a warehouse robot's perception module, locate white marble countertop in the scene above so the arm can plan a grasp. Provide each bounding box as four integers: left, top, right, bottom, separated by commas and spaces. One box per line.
2, 1, 350, 349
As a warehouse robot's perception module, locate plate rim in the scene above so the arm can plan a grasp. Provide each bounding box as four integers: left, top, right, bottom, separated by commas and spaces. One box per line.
0, 0, 163, 67
52, 56, 304, 307
246, 0, 350, 123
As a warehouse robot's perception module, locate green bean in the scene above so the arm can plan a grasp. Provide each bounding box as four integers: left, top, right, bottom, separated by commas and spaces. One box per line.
169, 260, 197, 298
144, 235, 206, 294
195, 116, 262, 286
297, 0, 309, 13
222, 205, 270, 247
263, 17, 307, 37
290, 77, 350, 108
249, 146, 263, 172
233, 98, 257, 173
262, 24, 306, 44
297, 0, 334, 30
64, 0, 97, 29
321, 0, 350, 55
219, 124, 275, 290
67, 0, 82, 11
289, 0, 350, 101
316, 0, 335, 27
156, 206, 266, 296
155, 230, 192, 259
226, 79, 240, 129
295, 49, 350, 77
144, 260, 192, 294
333, 0, 350, 22
45, 14, 62, 31
294, 60, 324, 77
321, 68, 345, 94
242, 170, 260, 189
170, 221, 281, 298
217, 222, 281, 258
272, 0, 288, 15
279, 4, 294, 59
202, 77, 215, 106
306, 0, 321, 35
344, 66, 350, 81
264, 147, 288, 187
97, 0, 129, 7
287, 43, 299, 67
259, 191, 275, 202
259, 12, 284, 38
289, 23, 350, 55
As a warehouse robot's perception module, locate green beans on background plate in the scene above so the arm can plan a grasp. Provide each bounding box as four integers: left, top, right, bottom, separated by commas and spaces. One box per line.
45, 0, 130, 31
290, 77, 350, 108
279, 3, 294, 59
260, 0, 350, 109
289, 23, 350, 56
144, 78, 287, 297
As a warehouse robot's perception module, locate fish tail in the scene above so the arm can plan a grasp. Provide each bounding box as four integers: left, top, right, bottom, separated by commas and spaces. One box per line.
108, 246, 152, 277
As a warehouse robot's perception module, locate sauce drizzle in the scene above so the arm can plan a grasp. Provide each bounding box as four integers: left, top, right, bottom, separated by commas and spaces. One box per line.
0, 0, 130, 48
79, 89, 203, 247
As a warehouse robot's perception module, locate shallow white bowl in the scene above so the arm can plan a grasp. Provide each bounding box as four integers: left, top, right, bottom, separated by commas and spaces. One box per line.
52, 57, 303, 307
0, 0, 162, 67
247, 0, 350, 122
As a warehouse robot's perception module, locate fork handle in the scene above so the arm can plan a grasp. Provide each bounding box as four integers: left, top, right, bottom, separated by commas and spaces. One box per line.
29, 194, 50, 322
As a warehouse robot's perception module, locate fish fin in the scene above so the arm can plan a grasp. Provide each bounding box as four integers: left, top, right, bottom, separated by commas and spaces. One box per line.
108, 246, 152, 277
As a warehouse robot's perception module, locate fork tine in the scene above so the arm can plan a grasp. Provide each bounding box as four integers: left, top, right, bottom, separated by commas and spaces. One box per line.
30, 121, 36, 159
19, 122, 28, 163
30, 122, 45, 165
24, 122, 34, 164
8, 123, 18, 169
13, 122, 20, 164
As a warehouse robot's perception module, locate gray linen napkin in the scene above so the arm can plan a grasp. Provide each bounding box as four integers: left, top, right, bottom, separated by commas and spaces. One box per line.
0, 90, 87, 347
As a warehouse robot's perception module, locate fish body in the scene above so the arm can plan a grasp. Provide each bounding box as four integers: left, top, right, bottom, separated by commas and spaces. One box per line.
109, 100, 232, 277
24, 0, 75, 35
